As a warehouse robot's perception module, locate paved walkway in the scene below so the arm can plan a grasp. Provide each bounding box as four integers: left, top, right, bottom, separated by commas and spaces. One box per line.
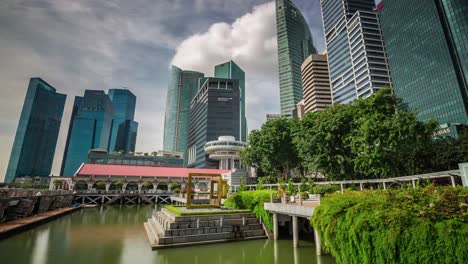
0, 207, 80, 238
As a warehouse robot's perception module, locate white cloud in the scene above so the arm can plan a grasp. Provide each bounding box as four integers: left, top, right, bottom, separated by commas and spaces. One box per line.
171, 1, 280, 132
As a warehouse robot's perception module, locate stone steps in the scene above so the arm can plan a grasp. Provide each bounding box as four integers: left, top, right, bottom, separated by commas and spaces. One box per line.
144, 209, 267, 249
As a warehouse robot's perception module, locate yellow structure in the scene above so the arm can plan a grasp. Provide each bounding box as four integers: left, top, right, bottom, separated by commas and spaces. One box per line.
186, 173, 228, 209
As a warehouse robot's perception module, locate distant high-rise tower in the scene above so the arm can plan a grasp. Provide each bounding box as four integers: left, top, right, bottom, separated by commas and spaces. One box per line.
276, 0, 316, 117
187, 78, 241, 169
61, 90, 114, 176
108, 89, 138, 153
163, 66, 204, 157
214, 60, 247, 142
301, 54, 332, 113
5, 78, 66, 183
379, 0, 468, 129
321, 0, 392, 104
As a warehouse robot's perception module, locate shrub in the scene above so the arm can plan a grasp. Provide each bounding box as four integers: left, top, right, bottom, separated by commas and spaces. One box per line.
286, 179, 297, 196
309, 184, 340, 195
224, 190, 279, 231
311, 186, 468, 264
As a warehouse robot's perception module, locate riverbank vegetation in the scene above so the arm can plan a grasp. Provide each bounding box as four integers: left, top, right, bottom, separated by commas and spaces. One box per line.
242, 89, 468, 181
311, 186, 468, 264
224, 190, 278, 230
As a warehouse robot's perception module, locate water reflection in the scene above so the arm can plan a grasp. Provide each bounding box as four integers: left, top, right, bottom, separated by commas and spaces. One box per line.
0, 206, 335, 264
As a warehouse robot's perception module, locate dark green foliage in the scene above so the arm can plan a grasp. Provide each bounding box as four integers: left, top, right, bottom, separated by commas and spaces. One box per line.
311, 187, 468, 264
224, 190, 278, 231
309, 184, 340, 196
241, 118, 300, 180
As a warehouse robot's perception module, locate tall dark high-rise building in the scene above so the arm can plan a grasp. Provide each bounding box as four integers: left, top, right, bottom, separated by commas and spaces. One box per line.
163, 66, 204, 155
5, 78, 66, 183
61, 90, 114, 176
187, 78, 241, 169
276, 0, 317, 117
108, 89, 138, 153
321, 0, 392, 104
379, 0, 468, 130
214, 60, 247, 142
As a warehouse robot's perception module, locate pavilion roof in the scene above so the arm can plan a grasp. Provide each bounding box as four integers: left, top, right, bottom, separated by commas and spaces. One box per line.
76, 163, 230, 178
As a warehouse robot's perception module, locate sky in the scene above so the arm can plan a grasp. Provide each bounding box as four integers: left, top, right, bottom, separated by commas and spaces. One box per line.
0, 0, 325, 181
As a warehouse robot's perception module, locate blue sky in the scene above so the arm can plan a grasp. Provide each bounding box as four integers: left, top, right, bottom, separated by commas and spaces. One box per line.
0, 0, 325, 180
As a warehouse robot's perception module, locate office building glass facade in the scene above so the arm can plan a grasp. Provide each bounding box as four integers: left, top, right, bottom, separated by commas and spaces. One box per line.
163, 66, 204, 154
108, 89, 138, 153
379, 0, 468, 124
5, 78, 66, 183
214, 60, 247, 142
61, 90, 114, 176
321, 0, 392, 104
187, 78, 241, 169
276, 0, 316, 117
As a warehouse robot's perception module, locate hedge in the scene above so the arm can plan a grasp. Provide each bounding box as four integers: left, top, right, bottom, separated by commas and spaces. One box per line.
311, 186, 468, 264
224, 190, 278, 231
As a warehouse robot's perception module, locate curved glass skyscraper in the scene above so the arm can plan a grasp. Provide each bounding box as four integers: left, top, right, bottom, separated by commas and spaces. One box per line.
163, 65, 204, 154
276, 0, 316, 117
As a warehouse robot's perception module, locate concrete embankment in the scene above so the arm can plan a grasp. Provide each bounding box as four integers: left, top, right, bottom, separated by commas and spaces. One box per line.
0, 206, 81, 239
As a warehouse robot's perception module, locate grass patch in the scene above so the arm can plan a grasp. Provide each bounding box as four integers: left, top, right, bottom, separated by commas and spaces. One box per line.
164, 205, 251, 216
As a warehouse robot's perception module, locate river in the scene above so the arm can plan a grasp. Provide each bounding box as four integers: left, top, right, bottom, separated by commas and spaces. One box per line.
0, 205, 335, 264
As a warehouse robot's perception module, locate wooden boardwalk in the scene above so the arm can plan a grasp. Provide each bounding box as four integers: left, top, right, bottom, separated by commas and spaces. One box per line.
0, 207, 81, 239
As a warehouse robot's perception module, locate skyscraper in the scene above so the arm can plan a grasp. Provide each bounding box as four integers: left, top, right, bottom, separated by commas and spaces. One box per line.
187, 78, 241, 169
61, 90, 114, 176
276, 0, 317, 117
163, 66, 204, 155
379, 0, 468, 128
5, 78, 66, 183
301, 54, 332, 113
214, 60, 247, 142
321, 0, 392, 104
108, 89, 138, 153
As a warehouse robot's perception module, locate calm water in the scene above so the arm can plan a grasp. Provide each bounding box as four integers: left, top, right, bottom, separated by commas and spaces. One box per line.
0, 206, 335, 264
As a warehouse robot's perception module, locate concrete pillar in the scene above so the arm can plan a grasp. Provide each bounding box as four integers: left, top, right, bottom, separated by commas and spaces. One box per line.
340, 183, 344, 194
273, 213, 279, 240
383, 182, 387, 190
314, 229, 322, 256
450, 176, 456, 187
412, 179, 416, 189
292, 216, 298, 248
359, 183, 363, 190
138, 183, 143, 193
105, 183, 110, 192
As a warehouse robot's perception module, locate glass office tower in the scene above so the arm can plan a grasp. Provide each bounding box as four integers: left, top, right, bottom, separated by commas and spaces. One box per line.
321, 0, 392, 104
61, 90, 114, 176
108, 89, 138, 153
214, 60, 247, 142
187, 78, 241, 169
379, 0, 468, 127
163, 66, 204, 154
5, 78, 66, 183
276, 0, 317, 117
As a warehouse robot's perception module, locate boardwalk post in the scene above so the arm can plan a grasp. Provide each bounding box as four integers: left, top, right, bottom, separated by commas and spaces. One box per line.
314, 229, 322, 256
340, 183, 344, 194
273, 213, 278, 240
292, 215, 298, 248
412, 179, 416, 189
360, 183, 363, 190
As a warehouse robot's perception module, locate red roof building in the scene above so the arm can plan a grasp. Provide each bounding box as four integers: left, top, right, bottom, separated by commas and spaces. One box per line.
76, 163, 230, 178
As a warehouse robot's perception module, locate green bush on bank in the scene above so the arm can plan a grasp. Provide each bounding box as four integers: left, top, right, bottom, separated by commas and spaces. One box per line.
224, 190, 278, 231
311, 186, 468, 264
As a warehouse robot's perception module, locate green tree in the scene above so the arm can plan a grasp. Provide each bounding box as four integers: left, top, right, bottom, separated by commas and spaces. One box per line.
242, 118, 300, 181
